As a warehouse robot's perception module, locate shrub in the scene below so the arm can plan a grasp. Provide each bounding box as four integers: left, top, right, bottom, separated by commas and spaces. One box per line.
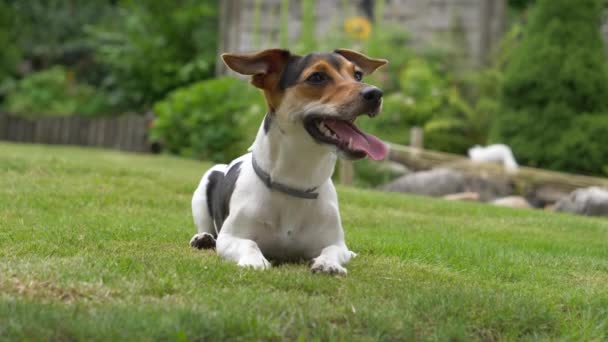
3, 66, 111, 117
359, 57, 494, 154
3, 0, 118, 87
151, 77, 266, 162
89, 0, 218, 111
492, 0, 608, 174
0, 2, 18, 84
553, 114, 608, 175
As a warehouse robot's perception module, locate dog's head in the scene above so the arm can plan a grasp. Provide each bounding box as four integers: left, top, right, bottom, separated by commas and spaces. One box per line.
222, 49, 388, 160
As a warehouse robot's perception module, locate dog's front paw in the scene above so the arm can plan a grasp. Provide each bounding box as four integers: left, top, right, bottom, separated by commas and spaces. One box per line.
190, 232, 216, 250
311, 259, 347, 275
237, 254, 271, 270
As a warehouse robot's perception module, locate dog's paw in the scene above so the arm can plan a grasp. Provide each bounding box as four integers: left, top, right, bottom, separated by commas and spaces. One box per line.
311, 259, 347, 275
190, 233, 216, 250
237, 254, 271, 270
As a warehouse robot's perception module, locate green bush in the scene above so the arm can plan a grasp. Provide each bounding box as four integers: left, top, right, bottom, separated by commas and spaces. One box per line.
2, 0, 118, 86
492, 0, 608, 174
89, 0, 218, 111
3, 66, 111, 117
151, 77, 266, 162
359, 57, 494, 154
0, 2, 19, 85
553, 114, 608, 174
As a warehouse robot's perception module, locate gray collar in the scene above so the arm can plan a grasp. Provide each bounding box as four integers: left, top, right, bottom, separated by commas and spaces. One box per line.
251, 155, 319, 199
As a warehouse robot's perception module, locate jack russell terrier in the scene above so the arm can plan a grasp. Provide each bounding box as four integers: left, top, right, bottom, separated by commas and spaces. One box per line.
189, 49, 388, 274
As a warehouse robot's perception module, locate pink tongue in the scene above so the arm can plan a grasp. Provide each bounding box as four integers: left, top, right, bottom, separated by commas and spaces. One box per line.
324, 120, 388, 160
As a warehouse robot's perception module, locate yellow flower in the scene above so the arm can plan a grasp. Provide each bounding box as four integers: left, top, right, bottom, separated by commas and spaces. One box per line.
344, 16, 372, 40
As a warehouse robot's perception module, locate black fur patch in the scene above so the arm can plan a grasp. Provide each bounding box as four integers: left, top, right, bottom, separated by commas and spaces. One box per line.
278, 53, 344, 89
263, 113, 272, 133
205, 161, 242, 236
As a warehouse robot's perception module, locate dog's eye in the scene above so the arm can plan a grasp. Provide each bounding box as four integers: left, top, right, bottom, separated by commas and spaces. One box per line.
306, 72, 328, 84
354, 71, 363, 82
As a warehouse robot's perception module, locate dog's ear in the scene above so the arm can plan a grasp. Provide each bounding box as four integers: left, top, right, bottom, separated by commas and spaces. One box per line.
334, 49, 388, 75
221, 49, 291, 89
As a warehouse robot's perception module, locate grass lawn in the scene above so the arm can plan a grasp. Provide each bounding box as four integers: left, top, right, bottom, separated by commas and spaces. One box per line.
1, 142, 607, 341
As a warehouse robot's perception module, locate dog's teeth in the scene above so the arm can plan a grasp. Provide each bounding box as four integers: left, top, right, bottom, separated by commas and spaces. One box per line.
348, 138, 353, 149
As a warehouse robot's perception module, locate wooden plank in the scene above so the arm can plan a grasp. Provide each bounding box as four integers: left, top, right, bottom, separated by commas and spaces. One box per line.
140, 115, 150, 152
6, 116, 16, 141
24, 119, 34, 143
15, 118, 24, 142
34, 118, 43, 143
68, 117, 78, 145
50, 118, 59, 144
87, 118, 98, 146
119, 116, 127, 150
388, 143, 608, 193
107, 117, 117, 148
135, 114, 147, 152
409, 127, 424, 148
127, 115, 136, 151
43, 118, 52, 144
37, 118, 46, 144
59, 117, 70, 145
43, 118, 51, 144
95, 119, 105, 147
123, 115, 130, 150
132, 115, 143, 152
79, 118, 87, 146
0, 113, 7, 140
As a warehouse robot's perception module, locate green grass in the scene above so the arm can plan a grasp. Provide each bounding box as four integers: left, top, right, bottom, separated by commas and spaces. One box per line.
1, 142, 607, 341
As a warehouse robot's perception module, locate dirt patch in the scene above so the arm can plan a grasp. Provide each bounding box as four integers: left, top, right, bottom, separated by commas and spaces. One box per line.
0, 275, 118, 303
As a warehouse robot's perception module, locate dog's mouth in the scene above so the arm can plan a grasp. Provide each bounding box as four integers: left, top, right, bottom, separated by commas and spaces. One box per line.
304, 115, 388, 160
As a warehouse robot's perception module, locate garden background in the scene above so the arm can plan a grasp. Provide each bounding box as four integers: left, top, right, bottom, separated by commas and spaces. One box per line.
2, 0, 608, 183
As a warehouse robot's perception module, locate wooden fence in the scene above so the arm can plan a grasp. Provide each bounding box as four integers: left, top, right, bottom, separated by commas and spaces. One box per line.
0, 112, 151, 152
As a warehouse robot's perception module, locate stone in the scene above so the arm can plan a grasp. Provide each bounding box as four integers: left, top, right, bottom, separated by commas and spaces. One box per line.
464, 173, 514, 201
554, 187, 608, 217
381, 168, 466, 197
526, 185, 569, 208
381, 168, 513, 200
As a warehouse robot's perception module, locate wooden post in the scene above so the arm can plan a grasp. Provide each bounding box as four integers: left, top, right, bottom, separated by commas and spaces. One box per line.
410, 126, 424, 148
340, 160, 354, 186
216, 0, 242, 76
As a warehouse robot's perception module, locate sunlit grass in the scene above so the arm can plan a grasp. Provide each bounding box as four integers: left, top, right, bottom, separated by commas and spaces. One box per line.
1, 142, 607, 340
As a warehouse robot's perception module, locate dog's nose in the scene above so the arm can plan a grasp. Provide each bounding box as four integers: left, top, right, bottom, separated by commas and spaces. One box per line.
360, 86, 383, 102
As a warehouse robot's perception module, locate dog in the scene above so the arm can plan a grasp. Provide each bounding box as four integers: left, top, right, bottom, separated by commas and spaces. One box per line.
189, 49, 388, 274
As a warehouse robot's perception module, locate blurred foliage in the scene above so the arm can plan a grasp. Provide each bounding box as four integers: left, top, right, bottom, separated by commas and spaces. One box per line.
508, 0, 536, 10
88, 0, 218, 111
3, 0, 117, 86
3, 66, 112, 118
554, 114, 608, 174
492, 0, 608, 175
0, 2, 19, 92
1, 0, 219, 115
151, 77, 265, 162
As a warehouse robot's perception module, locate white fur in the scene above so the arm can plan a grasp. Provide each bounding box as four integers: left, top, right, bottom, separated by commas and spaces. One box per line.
191, 113, 356, 274
468, 144, 519, 172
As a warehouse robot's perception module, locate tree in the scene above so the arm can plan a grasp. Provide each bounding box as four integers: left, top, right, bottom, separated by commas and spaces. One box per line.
492, 0, 608, 175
